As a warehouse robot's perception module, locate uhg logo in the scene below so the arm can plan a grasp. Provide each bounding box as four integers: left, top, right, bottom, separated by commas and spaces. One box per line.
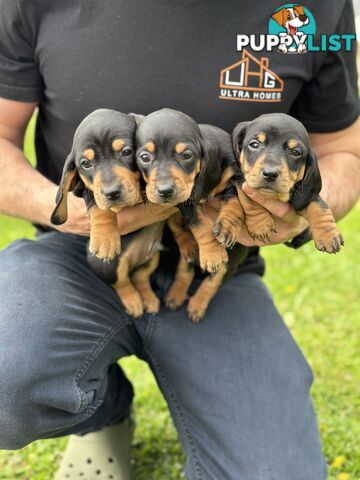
269, 4, 315, 54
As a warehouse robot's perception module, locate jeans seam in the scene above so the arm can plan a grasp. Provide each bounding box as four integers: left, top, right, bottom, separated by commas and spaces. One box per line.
143, 313, 157, 352
74, 319, 132, 413
144, 320, 203, 480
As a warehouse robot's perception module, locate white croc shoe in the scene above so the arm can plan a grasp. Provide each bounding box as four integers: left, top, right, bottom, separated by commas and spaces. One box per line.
55, 417, 134, 480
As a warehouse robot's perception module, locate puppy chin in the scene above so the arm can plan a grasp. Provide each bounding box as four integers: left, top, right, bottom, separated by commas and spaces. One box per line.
246, 178, 291, 199
94, 194, 112, 211
146, 188, 190, 205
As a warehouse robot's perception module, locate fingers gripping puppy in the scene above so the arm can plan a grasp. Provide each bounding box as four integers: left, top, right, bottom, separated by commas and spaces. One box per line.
232, 113, 343, 253
135, 108, 242, 274
50, 109, 162, 317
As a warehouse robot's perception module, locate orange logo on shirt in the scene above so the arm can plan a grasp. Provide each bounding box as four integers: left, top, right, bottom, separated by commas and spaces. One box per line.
219, 50, 284, 102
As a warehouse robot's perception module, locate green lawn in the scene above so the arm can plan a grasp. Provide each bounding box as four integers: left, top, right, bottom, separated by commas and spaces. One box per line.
0, 119, 359, 480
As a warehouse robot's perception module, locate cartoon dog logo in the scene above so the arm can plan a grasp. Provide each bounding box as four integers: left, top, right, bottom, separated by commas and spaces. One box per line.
271, 5, 311, 53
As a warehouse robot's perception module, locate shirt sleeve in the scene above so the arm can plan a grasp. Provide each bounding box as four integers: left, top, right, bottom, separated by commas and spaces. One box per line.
0, 0, 43, 102
290, 0, 359, 133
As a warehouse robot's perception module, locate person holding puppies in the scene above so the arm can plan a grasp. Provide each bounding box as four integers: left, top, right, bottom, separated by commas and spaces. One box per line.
0, 1, 359, 479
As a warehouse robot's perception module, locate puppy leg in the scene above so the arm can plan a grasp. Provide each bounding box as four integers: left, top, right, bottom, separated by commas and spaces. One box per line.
213, 188, 245, 248
301, 197, 343, 253
167, 212, 198, 263
164, 255, 195, 310
187, 263, 227, 323
190, 206, 228, 273
114, 257, 143, 318
131, 252, 161, 314
89, 207, 121, 260
236, 186, 276, 242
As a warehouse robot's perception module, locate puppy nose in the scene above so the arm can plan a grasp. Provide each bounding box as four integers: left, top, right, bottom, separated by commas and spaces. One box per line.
299, 14, 307, 21
103, 185, 122, 201
157, 184, 175, 198
262, 168, 280, 182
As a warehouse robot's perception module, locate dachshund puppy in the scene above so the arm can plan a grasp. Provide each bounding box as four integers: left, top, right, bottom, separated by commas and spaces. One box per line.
232, 113, 343, 253
51, 109, 162, 317
135, 108, 244, 270
135, 108, 247, 322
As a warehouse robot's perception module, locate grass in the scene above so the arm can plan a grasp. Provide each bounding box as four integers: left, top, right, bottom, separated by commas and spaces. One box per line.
0, 118, 359, 480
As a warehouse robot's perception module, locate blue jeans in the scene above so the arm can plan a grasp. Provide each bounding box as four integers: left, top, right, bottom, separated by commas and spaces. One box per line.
0, 232, 327, 479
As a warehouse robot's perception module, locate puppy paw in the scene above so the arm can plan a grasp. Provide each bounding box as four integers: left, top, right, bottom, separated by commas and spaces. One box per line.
89, 233, 121, 260
199, 244, 228, 273
121, 291, 144, 318
142, 292, 160, 314
245, 213, 276, 243
187, 297, 208, 323
178, 236, 198, 264
213, 218, 242, 249
314, 228, 344, 254
164, 287, 188, 311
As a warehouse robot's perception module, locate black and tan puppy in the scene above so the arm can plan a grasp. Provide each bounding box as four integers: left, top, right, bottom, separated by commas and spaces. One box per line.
51, 109, 163, 317
135, 108, 244, 269
231, 113, 343, 253
135, 108, 247, 322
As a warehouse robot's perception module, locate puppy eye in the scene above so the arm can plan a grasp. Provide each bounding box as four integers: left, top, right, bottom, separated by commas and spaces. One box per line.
249, 141, 260, 150
139, 152, 151, 162
182, 150, 193, 160
122, 147, 133, 157
292, 149, 302, 157
80, 159, 92, 169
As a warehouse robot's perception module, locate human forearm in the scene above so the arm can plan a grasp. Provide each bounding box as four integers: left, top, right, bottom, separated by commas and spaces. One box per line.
0, 138, 90, 234
318, 152, 360, 221
0, 138, 57, 225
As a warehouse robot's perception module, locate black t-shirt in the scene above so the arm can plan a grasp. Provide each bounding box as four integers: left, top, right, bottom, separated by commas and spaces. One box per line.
0, 0, 358, 275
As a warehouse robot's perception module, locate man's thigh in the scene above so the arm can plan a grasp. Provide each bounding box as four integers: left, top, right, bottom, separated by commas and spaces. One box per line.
144, 272, 327, 480
0, 232, 139, 449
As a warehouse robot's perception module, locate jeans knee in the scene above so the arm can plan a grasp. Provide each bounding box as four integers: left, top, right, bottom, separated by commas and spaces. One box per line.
0, 371, 39, 449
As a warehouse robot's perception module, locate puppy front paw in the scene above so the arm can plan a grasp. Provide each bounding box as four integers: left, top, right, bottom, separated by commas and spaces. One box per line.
213, 218, 242, 249
245, 212, 276, 243
313, 227, 344, 254
89, 232, 121, 260
199, 243, 228, 273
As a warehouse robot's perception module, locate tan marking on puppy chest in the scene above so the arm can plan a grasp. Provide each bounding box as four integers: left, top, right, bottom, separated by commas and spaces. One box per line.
112, 139, 125, 151
145, 142, 155, 153
175, 142, 187, 154
257, 133, 266, 143
83, 148, 95, 161
287, 139, 298, 149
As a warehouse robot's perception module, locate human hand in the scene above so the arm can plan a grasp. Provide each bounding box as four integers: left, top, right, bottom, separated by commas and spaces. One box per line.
117, 203, 177, 235
207, 182, 308, 247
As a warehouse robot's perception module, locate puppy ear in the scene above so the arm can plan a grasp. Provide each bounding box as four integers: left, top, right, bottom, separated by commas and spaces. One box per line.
191, 136, 218, 203
51, 153, 78, 225
293, 5, 305, 16
231, 121, 250, 159
292, 148, 322, 211
271, 8, 286, 26
129, 113, 145, 126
